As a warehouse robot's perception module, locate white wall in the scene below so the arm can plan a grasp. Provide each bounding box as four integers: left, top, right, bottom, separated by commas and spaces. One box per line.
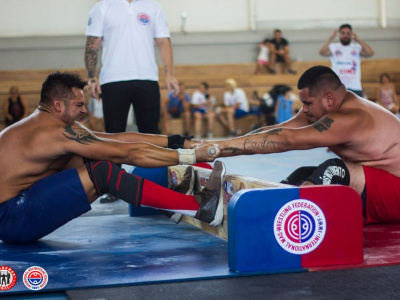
388, 0, 400, 26
0, 0, 399, 37
160, 0, 250, 32
256, 0, 379, 29
0, 0, 98, 37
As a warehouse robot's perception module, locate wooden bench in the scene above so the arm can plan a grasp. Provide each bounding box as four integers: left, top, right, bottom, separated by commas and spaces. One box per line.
0, 59, 398, 130
160, 114, 259, 137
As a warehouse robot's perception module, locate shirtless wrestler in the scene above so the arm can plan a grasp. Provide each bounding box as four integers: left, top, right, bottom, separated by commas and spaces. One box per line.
213, 65, 400, 225
0, 72, 223, 244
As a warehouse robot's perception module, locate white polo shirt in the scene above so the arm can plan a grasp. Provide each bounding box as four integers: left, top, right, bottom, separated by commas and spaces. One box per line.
86, 0, 170, 85
223, 88, 249, 112
329, 42, 362, 91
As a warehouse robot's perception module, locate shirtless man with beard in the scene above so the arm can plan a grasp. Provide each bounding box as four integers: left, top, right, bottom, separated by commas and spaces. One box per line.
214, 65, 400, 225
0, 71, 224, 244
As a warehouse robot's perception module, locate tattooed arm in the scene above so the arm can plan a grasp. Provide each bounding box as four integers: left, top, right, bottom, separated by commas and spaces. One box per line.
84, 36, 102, 98
246, 107, 310, 135
155, 38, 179, 97
216, 113, 358, 157
92, 130, 168, 148
61, 123, 216, 167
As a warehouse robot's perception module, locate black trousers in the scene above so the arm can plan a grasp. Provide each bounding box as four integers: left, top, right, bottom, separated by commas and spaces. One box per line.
101, 80, 160, 134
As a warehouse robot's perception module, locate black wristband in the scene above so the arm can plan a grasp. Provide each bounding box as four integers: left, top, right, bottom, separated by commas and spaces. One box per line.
168, 134, 193, 149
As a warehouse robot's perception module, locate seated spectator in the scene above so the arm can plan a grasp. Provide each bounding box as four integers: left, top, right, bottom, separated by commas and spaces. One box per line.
259, 90, 276, 126
4, 86, 29, 127
269, 29, 296, 74
375, 73, 399, 115
87, 93, 105, 132
254, 39, 273, 75
217, 78, 249, 137
191, 82, 216, 139
162, 82, 191, 135
251, 85, 292, 129
248, 91, 267, 130
274, 86, 295, 123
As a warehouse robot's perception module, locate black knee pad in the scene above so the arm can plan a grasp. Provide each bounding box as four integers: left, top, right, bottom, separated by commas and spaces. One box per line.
84, 159, 144, 206
305, 158, 350, 186
280, 166, 318, 186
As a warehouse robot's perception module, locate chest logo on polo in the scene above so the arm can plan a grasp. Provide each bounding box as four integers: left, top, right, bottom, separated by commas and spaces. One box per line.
137, 13, 151, 25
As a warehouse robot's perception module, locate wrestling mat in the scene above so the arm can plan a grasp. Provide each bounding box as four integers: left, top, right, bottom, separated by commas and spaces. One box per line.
1, 213, 400, 296
1, 148, 400, 297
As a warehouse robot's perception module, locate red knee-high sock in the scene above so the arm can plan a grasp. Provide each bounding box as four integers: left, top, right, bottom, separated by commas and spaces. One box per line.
140, 179, 199, 216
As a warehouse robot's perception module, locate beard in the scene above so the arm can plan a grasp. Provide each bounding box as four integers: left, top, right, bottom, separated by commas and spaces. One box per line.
306, 115, 316, 123
340, 38, 351, 46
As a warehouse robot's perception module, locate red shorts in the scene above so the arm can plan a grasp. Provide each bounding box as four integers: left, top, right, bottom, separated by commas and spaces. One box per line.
363, 166, 400, 224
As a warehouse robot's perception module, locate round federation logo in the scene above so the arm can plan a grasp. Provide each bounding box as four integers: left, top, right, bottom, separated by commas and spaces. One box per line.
0, 266, 17, 291
274, 199, 326, 254
334, 49, 342, 57
137, 13, 151, 25
23, 266, 48, 291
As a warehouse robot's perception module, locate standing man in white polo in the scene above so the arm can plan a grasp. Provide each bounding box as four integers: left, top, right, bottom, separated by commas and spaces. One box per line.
84, 0, 179, 134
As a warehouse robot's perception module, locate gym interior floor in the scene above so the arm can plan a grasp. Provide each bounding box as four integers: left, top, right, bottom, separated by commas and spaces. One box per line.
3, 148, 400, 300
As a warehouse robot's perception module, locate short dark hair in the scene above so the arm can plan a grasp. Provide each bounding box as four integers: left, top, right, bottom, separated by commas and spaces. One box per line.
201, 82, 209, 90
339, 24, 352, 31
274, 29, 281, 34
379, 72, 390, 83
40, 71, 87, 105
297, 66, 343, 96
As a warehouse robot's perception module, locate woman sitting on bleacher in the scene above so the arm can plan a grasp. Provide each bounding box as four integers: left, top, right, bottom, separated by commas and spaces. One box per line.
375, 73, 399, 115
217, 78, 249, 137
191, 82, 216, 139
4, 86, 29, 127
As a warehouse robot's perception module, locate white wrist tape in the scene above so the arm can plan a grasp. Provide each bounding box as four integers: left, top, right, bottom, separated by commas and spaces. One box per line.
177, 149, 196, 165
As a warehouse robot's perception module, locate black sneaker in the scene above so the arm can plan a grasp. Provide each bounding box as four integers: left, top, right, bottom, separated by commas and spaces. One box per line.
99, 194, 119, 203
160, 166, 195, 223
288, 69, 297, 74
194, 161, 226, 226
269, 69, 276, 74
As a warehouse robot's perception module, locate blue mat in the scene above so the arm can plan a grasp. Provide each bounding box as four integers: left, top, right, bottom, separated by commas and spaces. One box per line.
2, 149, 334, 295
0, 215, 303, 295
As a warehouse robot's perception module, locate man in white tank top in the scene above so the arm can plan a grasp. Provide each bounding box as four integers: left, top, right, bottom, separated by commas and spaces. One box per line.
319, 24, 374, 97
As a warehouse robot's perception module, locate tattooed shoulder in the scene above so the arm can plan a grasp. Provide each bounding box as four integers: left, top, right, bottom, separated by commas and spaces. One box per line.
313, 117, 334, 133
63, 124, 100, 145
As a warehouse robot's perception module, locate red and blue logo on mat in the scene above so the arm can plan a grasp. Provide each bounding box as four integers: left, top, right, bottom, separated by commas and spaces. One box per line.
137, 13, 151, 25
274, 199, 326, 255
23, 266, 48, 291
